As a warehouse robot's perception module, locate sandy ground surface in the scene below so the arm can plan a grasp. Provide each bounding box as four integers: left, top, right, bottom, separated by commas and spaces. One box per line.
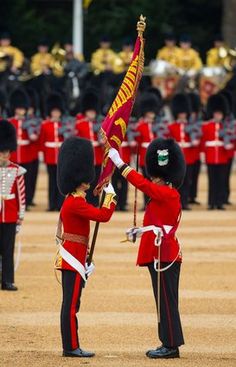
0, 166, 236, 367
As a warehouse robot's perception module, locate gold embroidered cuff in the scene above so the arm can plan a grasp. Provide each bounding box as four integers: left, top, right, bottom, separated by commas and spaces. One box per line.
120, 164, 133, 178
103, 193, 117, 209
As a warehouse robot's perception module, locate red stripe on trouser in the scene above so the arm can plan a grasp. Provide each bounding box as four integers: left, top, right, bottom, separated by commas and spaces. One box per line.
161, 274, 174, 346
70, 273, 82, 350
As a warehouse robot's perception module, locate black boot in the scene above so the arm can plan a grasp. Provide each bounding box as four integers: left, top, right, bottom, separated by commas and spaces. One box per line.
63, 348, 95, 358
2, 282, 18, 291
146, 346, 179, 359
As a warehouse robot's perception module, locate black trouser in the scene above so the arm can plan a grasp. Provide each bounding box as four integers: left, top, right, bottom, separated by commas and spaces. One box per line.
148, 262, 184, 347
207, 164, 227, 208
179, 164, 194, 208
0, 223, 16, 285
189, 160, 201, 202
21, 162, 32, 207
86, 165, 101, 207
224, 158, 233, 204
141, 166, 150, 207
29, 159, 39, 205
112, 168, 128, 210
61, 270, 84, 351
47, 164, 64, 211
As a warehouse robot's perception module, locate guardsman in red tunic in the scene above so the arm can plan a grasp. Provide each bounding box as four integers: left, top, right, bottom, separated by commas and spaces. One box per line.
201, 94, 230, 210
0, 120, 26, 291
168, 93, 200, 210
40, 93, 65, 211
109, 138, 186, 359
75, 88, 103, 206
188, 92, 202, 205
56, 137, 117, 357
25, 87, 42, 207
135, 92, 161, 207
8, 88, 32, 208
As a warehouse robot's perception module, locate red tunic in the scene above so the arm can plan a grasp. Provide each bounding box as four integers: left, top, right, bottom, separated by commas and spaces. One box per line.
0, 162, 26, 223
39, 119, 64, 165
120, 135, 132, 164
59, 193, 116, 271
168, 121, 199, 165
201, 121, 229, 164
121, 167, 182, 264
135, 120, 155, 167
75, 116, 104, 165
8, 118, 32, 164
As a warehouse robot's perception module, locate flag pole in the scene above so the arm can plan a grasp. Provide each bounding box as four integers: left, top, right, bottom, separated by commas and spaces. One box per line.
73, 0, 83, 54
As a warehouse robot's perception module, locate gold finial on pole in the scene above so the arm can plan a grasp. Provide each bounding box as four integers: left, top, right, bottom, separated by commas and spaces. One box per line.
137, 14, 146, 37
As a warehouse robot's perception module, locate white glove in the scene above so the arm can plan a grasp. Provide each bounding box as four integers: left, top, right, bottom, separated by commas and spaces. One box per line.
85, 262, 95, 277
108, 148, 124, 168
103, 182, 116, 195
16, 225, 21, 234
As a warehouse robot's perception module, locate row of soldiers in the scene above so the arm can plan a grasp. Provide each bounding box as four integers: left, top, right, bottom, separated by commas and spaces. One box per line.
0, 31, 234, 77
0, 85, 235, 211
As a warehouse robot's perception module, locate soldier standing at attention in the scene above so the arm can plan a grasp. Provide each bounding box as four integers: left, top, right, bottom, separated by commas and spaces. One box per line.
156, 33, 180, 68
0, 119, 26, 291
56, 137, 117, 357
108, 138, 186, 359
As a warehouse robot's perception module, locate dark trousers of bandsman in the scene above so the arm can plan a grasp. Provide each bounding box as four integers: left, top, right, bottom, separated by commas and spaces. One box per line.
179, 164, 194, 209
224, 158, 233, 204
61, 270, 84, 351
22, 159, 39, 207
0, 223, 16, 286
112, 168, 128, 211
148, 262, 184, 347
86, 165, 101, 207
207, 164, 227, 208
47, 164, 64, 211
189, 160, 201, 203
141, 166, 150, 208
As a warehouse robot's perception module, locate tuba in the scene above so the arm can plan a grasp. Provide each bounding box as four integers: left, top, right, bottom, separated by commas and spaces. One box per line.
51, 43, 66, 77
218, 46, 236, 71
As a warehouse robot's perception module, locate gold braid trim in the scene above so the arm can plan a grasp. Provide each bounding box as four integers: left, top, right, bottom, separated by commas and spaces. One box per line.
120, 164, 133, 178
103, 193, 117, 209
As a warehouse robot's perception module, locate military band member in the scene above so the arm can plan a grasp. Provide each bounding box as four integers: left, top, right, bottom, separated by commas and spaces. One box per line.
187, 92, 202, 205
206, 34, 230, 68
135, 92, 162, 207
156, 33, 180, 67
0, 119, 26, 291
0, 90, 7, 118
31, 39, 54, 76
108, 138, 186, 359
0, 31, 24, 73
201, 94, 229, 210
169, 93, 200, 210
39, 93, 65, 211
8, 88, 33, 208
91, 36, 117, 75
177, 34, 202, 72
75, 88, 103, 206
113, 38, 134, 74
56, 137, 117, 357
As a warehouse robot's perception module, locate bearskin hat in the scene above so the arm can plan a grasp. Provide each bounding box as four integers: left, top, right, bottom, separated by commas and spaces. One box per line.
0, 119, 17, 152
57, 137, 95, 196
171, 93, 191, 119
81, 88, 100, 114
46, 93, 65, 116
206, 94, 228, 119
145, 138, 186, 189
188, 92, 201, 113
9, 88, 29, 114
26, 87, 40, 113
138, 92, 161, 117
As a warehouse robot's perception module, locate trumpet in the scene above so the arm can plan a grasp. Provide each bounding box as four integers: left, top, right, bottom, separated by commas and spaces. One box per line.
51, 43, 66, 77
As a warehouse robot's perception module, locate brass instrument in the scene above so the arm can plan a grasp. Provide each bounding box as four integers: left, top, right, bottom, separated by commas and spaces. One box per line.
0, 50, 10, 72
218, 46, 236, 71
51, 43, 66, 77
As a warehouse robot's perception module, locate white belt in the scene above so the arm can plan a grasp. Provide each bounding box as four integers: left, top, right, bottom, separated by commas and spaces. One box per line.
92, 141, 99, 147
179, 142, 192, 148
59, 245, 86, 281
126, 225, 173, 246
141, 142, 150, 148
121, 142, 129, 147
0, 194, 16, 200
45, 142, 62, 148
205, 141, 224, 147
18, 139, 30, 146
